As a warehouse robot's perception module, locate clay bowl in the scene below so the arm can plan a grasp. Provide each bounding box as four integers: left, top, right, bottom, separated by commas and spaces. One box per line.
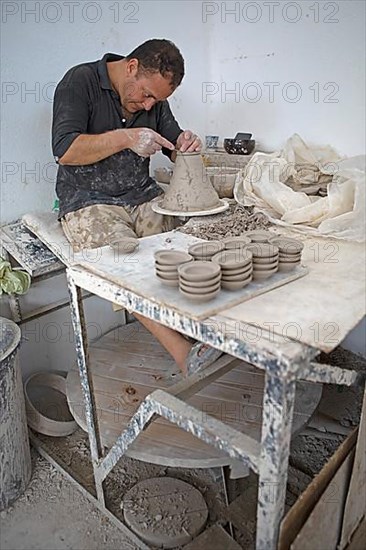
222, 269, 253, 282
109, 238, 139, 254
179, 273, 221, 288
180, 280, 221, 295
223, 236, 252, 250
155, 268, 179, 280
156, 274, 179, 287
222, 276, 252, 291
278, 261, 301, 272
221, 262, 253, 276
279, 254, 302, 263
253, 266, 278, 281
252, 260, 278, 271
155, 262, 179, 274
252, 255, 279, 265
209, 172, 238, 198
188, 241, 225, 260
154, 250, 193, 266
245, 230, 271, 243
24, 372, 78, 437
179, 287, 220, 302
178, 261, 221, 282
224, 138, 255, 155
246, 243, 279, 259
212, 249, 252, 270
269, 237, 304, 255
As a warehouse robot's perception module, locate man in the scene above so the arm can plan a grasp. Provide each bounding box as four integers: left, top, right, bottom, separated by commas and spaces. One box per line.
52, 39, 222, 375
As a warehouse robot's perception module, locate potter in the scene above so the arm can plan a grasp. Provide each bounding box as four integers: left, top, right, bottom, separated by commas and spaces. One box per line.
52, 38, 222, 376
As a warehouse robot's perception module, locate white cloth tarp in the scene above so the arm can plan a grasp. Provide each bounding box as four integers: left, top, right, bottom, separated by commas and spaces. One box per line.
234, 134, 366, 241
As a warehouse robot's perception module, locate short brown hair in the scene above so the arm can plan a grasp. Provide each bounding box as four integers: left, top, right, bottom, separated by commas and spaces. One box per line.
126, 39, 185, 88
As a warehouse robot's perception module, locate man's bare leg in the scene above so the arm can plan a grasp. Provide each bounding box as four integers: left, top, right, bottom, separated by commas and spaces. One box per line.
134, 312, 192, 375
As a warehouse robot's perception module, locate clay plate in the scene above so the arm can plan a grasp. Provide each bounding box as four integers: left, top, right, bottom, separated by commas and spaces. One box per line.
109, 238, 139, 254
222, 276, 252, 291
154, 250, 193, 266
179, 273, 221, 288
223, 236, 252, 249
179, 287, 220, 302
180, 281, 221, 295
245, 230, 271, 243
278, 262, 300, 272
152, 199, 230, 217
279, 252, 302, 261
246, 243, 279, 258
188, 241, 225, 258
211, 249, 252, 269
178, 261, 220, 282
269, 237, 304, 254
156, 274, 179, 287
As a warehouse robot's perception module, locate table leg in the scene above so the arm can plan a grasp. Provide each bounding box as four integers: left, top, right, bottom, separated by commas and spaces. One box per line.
67, 274, 106, 505
256, 371, 296, 550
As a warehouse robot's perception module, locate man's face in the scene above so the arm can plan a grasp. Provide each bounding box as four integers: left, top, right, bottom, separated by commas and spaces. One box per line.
119, 59, 175, 114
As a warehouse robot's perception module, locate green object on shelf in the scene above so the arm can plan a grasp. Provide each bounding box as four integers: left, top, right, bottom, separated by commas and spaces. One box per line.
0, 258, 31, 296
52, 199, 59, 212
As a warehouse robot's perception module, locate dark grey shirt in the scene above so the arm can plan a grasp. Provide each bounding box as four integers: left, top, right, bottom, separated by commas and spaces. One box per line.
52, 53, 182, 218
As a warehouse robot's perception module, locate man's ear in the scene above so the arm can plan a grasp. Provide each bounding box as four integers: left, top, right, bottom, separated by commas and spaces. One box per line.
126, 58, 139, 77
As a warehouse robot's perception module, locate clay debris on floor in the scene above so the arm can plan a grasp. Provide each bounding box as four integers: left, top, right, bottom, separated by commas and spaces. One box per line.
1, 347, 365, 550
178, 204, 270, 241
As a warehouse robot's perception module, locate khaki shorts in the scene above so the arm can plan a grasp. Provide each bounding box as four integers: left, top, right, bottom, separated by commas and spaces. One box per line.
61, 197, 175, 253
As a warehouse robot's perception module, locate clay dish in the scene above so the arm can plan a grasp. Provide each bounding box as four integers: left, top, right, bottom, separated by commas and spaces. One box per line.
154, 250, 192, 266
179, 287, 220, 302
221, 263, 252, 277
156, 274, 179, 287
211, 249, 252, 269
180, 281, 220, 295
179, 273, 221, 288
279, 255, 302, 263
222, 277, 252, 291
155, 262, 178, 273
246, 243, 279, 258
269, 237, 304, 254
252, 255, 280, 265
279, 252, 302, 261
252, 260, 279, 271
222, 269, 253, 282
223, 236, 251, 249
188, 241, 225, 259
155, 268, 179, 280
245, 230, 271, 243
278, 262, 301, 272
253, 266, 278, 281
109, 238, 139, 254
178, 261, 220, 282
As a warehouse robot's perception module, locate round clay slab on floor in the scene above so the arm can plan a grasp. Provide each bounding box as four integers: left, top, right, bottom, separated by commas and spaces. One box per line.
123, 477, 208, 548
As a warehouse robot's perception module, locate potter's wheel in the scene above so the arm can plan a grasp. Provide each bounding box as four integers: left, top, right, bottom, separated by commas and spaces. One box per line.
66, 322, 322, 469
151, 199, 230, 217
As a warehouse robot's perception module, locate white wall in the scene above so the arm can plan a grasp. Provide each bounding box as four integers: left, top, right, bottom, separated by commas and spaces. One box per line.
1, 0, 365, 363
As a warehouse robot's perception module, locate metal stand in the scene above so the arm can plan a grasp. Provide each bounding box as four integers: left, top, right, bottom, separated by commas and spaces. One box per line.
65, 266, 362, 550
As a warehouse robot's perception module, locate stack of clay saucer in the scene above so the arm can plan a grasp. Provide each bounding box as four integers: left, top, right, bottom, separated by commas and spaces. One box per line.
212, 249, 253, 290
178, 261, 221, 302
245, 230, 271, 243
269, 237, 304, 272
154, 250, 193, 287
246, 243, 279, 281
188, 240, 225, 261
222, 236, 251, 250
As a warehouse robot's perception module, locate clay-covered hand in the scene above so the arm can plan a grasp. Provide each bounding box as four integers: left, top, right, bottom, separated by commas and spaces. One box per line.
176, 130, 202, 153
124, 128, 175, 157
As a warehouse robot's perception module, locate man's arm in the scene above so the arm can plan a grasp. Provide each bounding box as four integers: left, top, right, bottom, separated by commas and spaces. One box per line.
52, 80, 173, 166
58, 128, 174, 165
